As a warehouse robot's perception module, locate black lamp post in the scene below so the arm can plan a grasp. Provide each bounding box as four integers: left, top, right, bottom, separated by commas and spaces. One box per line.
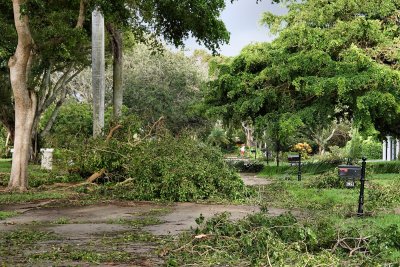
297, 153, 301, 181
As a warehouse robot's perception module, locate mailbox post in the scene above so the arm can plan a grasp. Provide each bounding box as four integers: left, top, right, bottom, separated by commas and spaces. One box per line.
338, 157, 367, 216
357, 157, 367, 216
288, 153, 301, 181
251, 148, 257, 160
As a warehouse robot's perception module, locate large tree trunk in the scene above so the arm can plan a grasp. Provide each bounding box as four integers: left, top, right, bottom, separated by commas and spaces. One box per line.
8, 0, 36, 191
241, 121, 254, 147
92, 9, 105, 137
106, 23, 123, 120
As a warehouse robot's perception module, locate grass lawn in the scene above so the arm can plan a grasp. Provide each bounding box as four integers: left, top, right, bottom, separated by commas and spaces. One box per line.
0, 159, 399, 266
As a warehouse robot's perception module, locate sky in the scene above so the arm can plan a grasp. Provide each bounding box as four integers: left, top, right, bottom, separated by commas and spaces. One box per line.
183, 0, 287, 57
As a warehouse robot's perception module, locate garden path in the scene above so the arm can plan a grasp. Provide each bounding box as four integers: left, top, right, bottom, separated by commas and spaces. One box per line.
0, 173, 285, 266
0, 172, 278, 236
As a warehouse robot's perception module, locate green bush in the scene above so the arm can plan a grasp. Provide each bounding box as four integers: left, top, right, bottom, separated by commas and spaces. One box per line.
227, 160, 264, 173
361, 137, 382, 160
64, 132, 248, 202
260, 161, 338, 176
367, 161, 400, 174
0, 126, 8, 158
40, 101, 93, 148
366, 182, 400, 209
305, 171, 346, 189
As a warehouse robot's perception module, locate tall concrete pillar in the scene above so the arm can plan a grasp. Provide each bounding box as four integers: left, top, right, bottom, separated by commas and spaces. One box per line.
387, 136, 392, 161
382, 140, 387, 161
92, 8, 105, 137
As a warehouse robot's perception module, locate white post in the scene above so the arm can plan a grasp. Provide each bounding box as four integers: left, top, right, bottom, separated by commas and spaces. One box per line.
382, 139, 387, 160
40, 148, 54, 170
397, 139, 400, 160
387, 136, 392, 161
92, 8, 105, 137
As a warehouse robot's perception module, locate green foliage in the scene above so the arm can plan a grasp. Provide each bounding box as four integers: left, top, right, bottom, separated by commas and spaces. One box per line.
260, 161, 338, 176
0, 211, 17, 220
40, 101, 93, 148
366, 182, 400, 209
227, 160, 264, 173
164, 209, 400, 265
165, 211, 399, 266
206, 0, 400, 148
207, 126, 229, 147
361, 137, 382, 160
0, 125, 7, 158
123, 45, 211, 135
305, 171, 345, 189
319, 145, 347, 163
345, 129, 363, 162
64, 129, 248, 202
368, 161, 400, 173
0, 160, 82, 188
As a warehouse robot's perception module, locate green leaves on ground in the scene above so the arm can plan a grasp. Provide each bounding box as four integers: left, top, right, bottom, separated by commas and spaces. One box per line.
65, 129, 249, 202
165, 212, 400, 266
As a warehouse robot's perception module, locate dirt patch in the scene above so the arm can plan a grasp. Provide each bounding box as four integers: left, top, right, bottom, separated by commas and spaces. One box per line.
240, 172, 273, 186
0, 201, 273, 236
0, 199, 286, 266
144, 202, 269, 235
0, 200, 288, 237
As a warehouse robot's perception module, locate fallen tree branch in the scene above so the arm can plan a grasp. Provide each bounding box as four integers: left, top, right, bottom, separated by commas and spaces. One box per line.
86, 168, 106, 183
106, 124, 122, 141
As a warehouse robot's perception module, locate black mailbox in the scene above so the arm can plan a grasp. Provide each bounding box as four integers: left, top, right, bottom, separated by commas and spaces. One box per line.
338, 165, 361, 188
288, 155, 300, 166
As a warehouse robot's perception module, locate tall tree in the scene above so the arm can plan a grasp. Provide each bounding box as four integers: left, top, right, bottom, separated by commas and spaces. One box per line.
8, 0, 36, 191
106, 23, 123, 120
261, 0, 400, 138
205, 0, 400, 160
123, 44, 209, 134
4, 0, 239, 191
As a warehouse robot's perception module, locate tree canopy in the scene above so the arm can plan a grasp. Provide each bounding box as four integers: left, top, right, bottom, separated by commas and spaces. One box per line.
123, 45, 210, 134
2, 0, 236, 191
206, 0, 400, 144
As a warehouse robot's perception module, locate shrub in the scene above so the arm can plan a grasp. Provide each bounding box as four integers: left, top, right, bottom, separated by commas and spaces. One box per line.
318, 146, 346, 164
227, 160, 264, 173
367, 161, 400, 174
305, 170, 345, 189
366, 182, 400, 209
63, 132, 248, 202
361, 137, 381, 160
260, 161, 339, 176
291, 142, 312, 159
